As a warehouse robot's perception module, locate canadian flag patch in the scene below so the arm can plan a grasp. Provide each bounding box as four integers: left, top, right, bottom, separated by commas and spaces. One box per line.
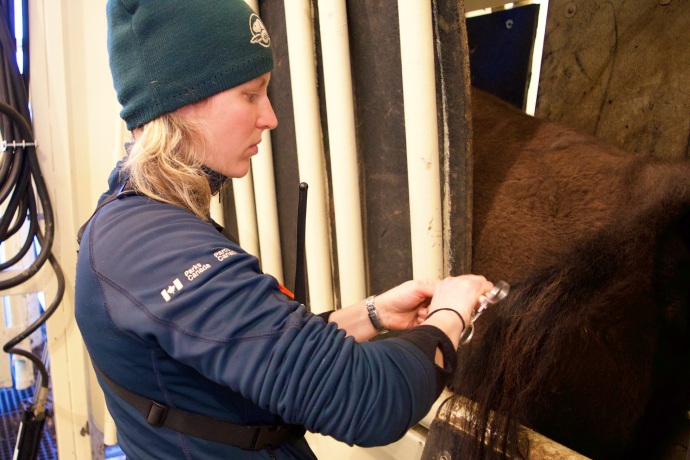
161, 278, 184, 302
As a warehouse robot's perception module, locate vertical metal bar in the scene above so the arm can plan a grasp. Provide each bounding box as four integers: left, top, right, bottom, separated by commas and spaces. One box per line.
251, 131, 285, 283
434, 0, 474, 276
294, 182, 308, 305
317, 0, 366, 306
231, 174, 261, 259
398, 2, 444, 280
244, 0, 285, 283
284, 0, 334, 313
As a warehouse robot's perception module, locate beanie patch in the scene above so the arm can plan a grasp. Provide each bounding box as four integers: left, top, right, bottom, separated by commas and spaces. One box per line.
249, 14, 270, 48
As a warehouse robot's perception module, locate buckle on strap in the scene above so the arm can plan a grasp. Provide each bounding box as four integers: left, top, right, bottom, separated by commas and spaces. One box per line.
250, 425, 306, 450
146, 401, 169, 427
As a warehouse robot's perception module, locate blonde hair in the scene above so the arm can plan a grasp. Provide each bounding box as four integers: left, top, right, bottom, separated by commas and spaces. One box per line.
122, 112, 212, 220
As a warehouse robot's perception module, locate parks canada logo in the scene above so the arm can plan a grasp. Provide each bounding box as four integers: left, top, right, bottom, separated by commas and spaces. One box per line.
249, 13, 270, 48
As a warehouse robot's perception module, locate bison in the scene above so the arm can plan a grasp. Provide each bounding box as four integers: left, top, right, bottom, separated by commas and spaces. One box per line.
428, 89, 690, 459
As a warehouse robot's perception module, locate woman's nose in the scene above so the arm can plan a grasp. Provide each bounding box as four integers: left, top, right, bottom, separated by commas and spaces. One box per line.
259, 98, 278, 130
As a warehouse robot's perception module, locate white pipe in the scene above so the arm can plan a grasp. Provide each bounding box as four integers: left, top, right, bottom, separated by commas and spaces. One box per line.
525, 0, 550, 115
103, 410, 118, 446
252, 131, 285, 284
317, 0, 366, 306
244, 0, 258, 10
209, 193, 225, 229
284, 0, 335, 313
232, 174, 261, 260
239, 0, 283, 281
398, 2, 444, 280
12, 355, 33, 390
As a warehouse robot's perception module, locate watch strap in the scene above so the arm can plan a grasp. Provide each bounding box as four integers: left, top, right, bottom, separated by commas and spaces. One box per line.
366, 295, 386, 332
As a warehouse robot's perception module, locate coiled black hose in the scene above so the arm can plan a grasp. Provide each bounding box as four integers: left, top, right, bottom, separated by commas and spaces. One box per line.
0, 102, 65, 390
0, 4, 63, 406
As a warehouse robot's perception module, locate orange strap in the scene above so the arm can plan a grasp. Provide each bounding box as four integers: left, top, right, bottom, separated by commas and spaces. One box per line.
278, 283, 295, 300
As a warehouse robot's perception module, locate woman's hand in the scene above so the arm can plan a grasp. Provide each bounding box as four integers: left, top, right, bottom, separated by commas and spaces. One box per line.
424, 275, 494, 347
374, 279, 438, 330
326, 275, 493, 343
326, 280, 438, 342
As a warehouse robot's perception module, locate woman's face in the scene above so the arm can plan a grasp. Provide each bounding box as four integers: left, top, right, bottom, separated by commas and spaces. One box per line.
177, 73, 277, 178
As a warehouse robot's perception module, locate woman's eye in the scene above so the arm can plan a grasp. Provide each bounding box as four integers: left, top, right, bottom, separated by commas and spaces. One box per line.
246, 93, 258, 102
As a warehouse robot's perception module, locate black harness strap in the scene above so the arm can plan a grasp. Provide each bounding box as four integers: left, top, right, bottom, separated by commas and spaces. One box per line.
94, 366, 306, 450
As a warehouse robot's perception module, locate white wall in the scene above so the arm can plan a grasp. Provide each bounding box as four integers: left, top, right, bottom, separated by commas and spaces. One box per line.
29, 0, 123, 458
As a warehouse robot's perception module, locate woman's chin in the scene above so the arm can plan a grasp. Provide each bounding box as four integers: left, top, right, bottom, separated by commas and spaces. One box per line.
230, 164, 251, 179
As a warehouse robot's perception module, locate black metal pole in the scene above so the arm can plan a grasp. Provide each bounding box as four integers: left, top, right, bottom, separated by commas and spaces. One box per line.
294, 182, 308, 305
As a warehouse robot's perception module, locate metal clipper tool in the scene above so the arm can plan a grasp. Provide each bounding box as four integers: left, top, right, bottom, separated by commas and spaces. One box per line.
459, 280, 510, 345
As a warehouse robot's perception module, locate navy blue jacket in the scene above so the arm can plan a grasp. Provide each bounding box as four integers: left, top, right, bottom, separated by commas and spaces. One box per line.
75, 162, 455, 459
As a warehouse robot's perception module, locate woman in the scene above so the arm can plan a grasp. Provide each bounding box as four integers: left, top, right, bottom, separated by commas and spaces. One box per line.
75, 1, 494, 458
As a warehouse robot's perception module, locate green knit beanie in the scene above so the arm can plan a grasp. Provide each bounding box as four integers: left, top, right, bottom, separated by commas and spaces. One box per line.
107, 0, 274, 130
